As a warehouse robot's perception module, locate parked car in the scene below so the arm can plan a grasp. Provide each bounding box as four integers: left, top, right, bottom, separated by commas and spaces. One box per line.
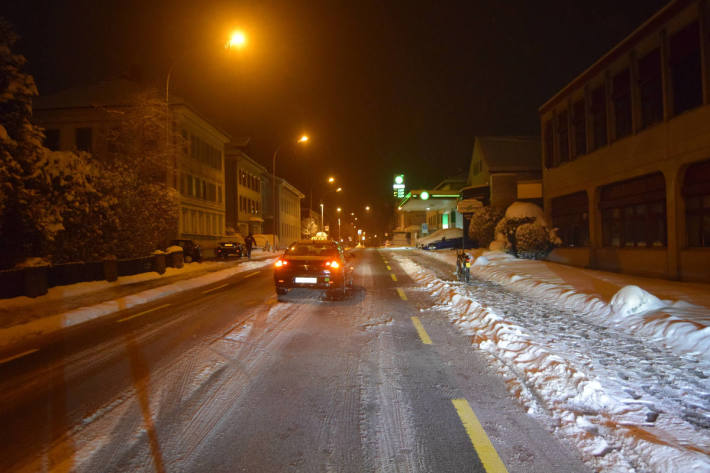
216, 241, 244, 259
273, 239, 353, 300
171, 239, 201, 263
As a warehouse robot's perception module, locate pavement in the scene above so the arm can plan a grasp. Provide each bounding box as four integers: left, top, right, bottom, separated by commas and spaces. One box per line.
0, 248, 590, 473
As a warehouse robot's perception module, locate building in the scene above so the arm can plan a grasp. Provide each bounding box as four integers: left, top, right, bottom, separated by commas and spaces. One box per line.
224, 138, 267, 236
460, 136, 542, 209
33, 80, 231, 255
539, 0, 710, 282
275, 178, 304, 248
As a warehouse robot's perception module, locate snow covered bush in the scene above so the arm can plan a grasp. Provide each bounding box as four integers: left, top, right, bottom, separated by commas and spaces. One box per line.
468, 206, 504, 248
494, 201, 558, 259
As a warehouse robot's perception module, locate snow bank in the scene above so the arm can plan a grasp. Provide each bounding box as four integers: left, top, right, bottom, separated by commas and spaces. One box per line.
610, 285, 666, 317
0, 259, 276, 351
393, 253, 710, 473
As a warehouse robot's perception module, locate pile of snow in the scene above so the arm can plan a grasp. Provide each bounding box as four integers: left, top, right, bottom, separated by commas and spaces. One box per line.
504, 201, 548, 224
393, 253, 710, 473
610, 285, 666, 317
416, 227, 463, 246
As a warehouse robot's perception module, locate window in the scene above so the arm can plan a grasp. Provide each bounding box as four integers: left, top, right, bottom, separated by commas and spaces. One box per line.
75, 127, 92, 151
44, 129, 60, 150
601, 173, 666, 248
551, 192, 589, 247
572, 99, 586, 158
612, 69, 632, 140
670, 22, 702, 116
638, 48, 663, 129
543, 120, 554, 168
590, 85, 607, 151
684, 160, 710, 247
557, 109, 569, 164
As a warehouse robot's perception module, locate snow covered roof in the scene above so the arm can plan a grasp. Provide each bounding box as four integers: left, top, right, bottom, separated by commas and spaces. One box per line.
474, 136, 541, 173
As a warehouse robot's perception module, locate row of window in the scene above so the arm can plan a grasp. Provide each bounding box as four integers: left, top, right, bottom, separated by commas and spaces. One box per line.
544, 21, 703, 168
552, 161, 710, 248
239, 169, 261, 192
281, 198, 298, 217
181, 208, 223, 237
239, 195, 260, 215
281, 223, 298, 241
189, 134, 222, 170
43, 127, 92, 152
180, 174, 222, 203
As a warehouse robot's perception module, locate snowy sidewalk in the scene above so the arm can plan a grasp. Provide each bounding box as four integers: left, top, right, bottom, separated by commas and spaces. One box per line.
390, 249, 710, 472
0, 252, 279, 351
420, 248, 710, 359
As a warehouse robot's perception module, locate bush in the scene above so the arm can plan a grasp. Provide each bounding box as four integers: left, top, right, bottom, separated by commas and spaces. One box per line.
515, 221, 553, 259
468, 206, 504, 248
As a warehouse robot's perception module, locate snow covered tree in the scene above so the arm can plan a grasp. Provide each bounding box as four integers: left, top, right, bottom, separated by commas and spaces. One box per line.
302, 216, 318, 239
515, 221, 553, 259
0, 20, 99, 267
468, 206, 504, 248
493, 201, 559, 259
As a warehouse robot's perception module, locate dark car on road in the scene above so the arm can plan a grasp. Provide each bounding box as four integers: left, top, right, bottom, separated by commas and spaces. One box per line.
216, 241, 244, 259
273, 239, 353, 300
171, 239, 202, 263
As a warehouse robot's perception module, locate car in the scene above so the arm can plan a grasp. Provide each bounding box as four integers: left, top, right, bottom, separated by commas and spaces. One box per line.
171, 239, 202, 263
216, 241, 244, 259
273, 239, 354, 300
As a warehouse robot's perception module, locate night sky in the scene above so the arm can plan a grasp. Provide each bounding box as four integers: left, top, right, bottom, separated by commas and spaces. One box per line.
2, 0, 668, 230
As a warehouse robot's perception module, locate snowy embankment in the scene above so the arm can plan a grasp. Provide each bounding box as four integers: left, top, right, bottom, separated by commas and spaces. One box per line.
0, 258, 276, 351
423, 249, 710, 362
393, 252, 710, 473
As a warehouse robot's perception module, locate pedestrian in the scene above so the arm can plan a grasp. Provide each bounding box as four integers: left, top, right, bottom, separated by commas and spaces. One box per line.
245, 233, 256, 259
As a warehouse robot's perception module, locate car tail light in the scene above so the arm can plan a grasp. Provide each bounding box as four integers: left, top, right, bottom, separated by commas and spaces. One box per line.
275, 259, 288, 268
326, 260, 340, 269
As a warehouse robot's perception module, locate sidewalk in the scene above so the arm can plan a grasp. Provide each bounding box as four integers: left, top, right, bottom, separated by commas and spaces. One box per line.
418, 248, 710, 359
0, 251, 279, 351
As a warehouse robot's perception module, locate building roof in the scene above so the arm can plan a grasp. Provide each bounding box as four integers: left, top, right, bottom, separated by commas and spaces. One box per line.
475, 136, 541, 172
277, 177, 306, 199
539, 0, 693, 113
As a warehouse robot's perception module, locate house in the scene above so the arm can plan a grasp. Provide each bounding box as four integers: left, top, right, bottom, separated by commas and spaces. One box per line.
224, 138, 267, 236
262, 175, 304, 248
539, 0, 710, 282
32, 80, 231, 256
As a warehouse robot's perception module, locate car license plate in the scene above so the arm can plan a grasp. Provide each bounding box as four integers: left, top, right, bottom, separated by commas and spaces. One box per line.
295, 277, 317, 284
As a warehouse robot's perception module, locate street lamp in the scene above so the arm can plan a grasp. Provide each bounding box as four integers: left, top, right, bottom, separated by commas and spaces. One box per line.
272, 135, 309, 246
320, 187, 342, 232
365, 205, 371, 212
226, 30, 247, 49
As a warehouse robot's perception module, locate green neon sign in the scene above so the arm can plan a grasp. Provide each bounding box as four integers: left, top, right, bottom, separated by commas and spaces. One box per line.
420, 191, 430, 200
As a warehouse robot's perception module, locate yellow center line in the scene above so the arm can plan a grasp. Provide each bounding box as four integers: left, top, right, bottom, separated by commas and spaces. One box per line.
390, 273, 397, 282
386, 265, 392, 271
0, 348, 39, 365
201, 283, 229, 294
243, 271, 259, 279
410, 316, 432, 344
396, 288, 407, 300
452, 399, 509, 473
117, 303, 171, 323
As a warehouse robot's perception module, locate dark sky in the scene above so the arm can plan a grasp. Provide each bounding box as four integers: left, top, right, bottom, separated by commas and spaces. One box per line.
2, 0, 668, 230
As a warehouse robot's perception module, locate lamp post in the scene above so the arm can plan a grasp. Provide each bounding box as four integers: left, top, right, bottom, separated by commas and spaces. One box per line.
272, 135, 308, 247
319, 187, 342, 232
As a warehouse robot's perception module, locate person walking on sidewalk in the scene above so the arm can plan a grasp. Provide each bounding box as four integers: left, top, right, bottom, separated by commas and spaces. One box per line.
245, 233, 256, 259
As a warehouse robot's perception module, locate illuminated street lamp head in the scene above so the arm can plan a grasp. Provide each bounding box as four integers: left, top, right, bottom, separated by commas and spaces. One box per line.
227, 30, 247, 49
336, 187, 342, 192
365, 205, 371, 211
337, 207, 342, 212
328, 176, 335, 183
298, 135, 309, 143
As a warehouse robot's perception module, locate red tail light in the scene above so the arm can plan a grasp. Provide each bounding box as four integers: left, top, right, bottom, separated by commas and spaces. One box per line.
326, 260, 340, 269
275, 259, 288, 268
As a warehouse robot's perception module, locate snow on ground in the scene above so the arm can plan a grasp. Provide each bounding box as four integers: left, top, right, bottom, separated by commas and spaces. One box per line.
0, 258, 277, 351
392, 251, 710, 473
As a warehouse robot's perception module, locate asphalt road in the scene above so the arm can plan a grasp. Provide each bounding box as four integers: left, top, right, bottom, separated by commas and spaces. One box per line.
0, 248, 589, 472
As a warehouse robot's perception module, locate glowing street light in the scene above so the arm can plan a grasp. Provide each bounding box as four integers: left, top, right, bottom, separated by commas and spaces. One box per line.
337, 207, 342, 213
298, 135, 309, 143
226, 30, 247, 49
328, 176, 335, 183
365, 205, 371, 211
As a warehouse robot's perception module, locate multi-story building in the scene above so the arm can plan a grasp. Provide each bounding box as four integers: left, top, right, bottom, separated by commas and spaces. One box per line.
276, 178, 304, 248
225, 139, 267, 236
33, 80, 230, 255
540, 0, 710, 281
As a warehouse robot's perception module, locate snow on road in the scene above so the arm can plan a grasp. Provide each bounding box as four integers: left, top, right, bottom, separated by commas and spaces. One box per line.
392, 251, 710, 473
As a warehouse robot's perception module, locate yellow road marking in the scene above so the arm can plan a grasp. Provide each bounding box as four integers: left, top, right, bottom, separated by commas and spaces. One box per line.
117, 303, 171, 323
0, 348, 39, 365
410, 316, 432, 344
390, 273, 397, 282
243, 271, 259, 279
201, 283, 229, 294
386, 265, 392, 270
452, 398, 509, 473
396, 288, 407, 300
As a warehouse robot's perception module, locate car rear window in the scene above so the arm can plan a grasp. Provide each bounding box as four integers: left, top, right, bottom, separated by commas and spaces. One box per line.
286, 243, 339, 257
